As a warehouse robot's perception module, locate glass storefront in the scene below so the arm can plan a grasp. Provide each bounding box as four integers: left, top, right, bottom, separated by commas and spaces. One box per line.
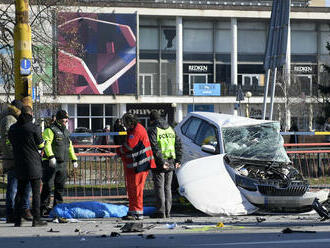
68, 104, 117, 132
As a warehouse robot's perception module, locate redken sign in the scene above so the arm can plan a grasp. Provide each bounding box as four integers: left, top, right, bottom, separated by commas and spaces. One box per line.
184, 64, 212, 73
189, 65, 208, 72
292, 65, 316, 74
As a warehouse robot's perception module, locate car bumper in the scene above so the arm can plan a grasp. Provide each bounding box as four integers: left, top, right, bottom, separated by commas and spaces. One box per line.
239, 187, 329, 209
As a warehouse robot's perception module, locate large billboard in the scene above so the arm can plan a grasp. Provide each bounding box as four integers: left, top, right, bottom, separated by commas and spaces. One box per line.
57, 12, 137, 95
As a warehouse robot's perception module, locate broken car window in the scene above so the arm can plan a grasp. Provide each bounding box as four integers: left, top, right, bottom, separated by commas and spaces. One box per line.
222, 122, 290, 163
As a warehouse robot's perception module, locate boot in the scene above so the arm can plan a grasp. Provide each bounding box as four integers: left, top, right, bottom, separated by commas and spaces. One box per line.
32, 219, 48, 227
6, 214, 15, 223
122, 214, 144, 220
14, 217, 22, 227
22, 209, 33, 221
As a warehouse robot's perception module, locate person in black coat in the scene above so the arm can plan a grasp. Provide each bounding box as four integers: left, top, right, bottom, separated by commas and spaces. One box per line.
8, 105, 47, 227
289, 122, 299, 144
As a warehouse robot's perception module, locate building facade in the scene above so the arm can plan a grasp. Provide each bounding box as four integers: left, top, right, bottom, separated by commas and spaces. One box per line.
0, 0, 330, 132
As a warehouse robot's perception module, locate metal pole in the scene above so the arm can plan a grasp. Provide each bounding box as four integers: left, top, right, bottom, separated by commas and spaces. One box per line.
231, 18, 237, 86
176, 17, 183, 122
269, 67, 278, 120
14, 0, 33, 108
176, 17, 183, 95
262, 69, 270, 119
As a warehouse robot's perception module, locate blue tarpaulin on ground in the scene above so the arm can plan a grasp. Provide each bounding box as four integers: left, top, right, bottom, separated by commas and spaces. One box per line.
49, 201, 156, 219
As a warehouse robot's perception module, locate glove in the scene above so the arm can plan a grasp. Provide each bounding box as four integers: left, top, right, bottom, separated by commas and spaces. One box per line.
49, 157, 56, 168
73, 161, 78, 168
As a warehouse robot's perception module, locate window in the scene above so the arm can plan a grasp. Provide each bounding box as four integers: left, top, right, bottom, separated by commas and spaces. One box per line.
238, 74, 260, 86
184, 117, 202, 140
105, 104, 114, 116
162, 28, 176, 50
195, 121, 218, 149
91, 104, 103, 116
72, 104, 117, 131
77, 118, 89, 128
139, 74, 154, 95
189, 74, 208, 95
294, 75, 312, 96
77, 104, 89, 116
92, 118, 103, 131
181, 118, 191, 135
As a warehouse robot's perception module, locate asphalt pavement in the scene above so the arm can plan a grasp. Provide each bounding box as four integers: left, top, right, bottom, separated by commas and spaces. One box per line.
1, 202, 330, 248
1, 194, 330, 248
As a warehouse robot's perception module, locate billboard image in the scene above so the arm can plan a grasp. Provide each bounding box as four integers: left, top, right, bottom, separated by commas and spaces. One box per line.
57, 12, 137, 95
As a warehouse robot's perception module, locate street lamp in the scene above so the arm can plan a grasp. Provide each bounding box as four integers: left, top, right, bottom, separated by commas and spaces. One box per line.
236, 86, 244, 116
245, 91, 252, 118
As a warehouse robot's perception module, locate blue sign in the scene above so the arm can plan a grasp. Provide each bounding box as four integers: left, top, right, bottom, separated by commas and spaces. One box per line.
193, 83, 221, 96
20, 58, 32, 76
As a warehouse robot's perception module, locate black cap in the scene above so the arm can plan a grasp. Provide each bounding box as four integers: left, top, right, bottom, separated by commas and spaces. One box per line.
122, 113, 137, 128
150, 110, 160, 121
11, 100, 23, 111
56, 110, 69, 120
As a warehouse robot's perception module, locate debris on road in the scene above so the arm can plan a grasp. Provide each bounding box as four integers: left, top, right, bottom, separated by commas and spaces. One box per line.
145, 234, 155, 239
312, 198, 329, 221
110, 232, 120, 237
185, 219, 193, 223
216, 222, 224, 227
256, 217, 266, 223
166, 223, 177, 229
282, 227, 316, 234
121, 222, 144, 232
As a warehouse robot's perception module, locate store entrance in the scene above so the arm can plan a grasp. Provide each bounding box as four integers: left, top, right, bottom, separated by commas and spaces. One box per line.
189, 74, 208, 95
294, 75, 312, 97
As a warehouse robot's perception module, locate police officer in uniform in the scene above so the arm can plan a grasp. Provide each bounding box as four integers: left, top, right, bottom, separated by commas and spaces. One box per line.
40, 110, 78, 216
147, 110, 182, 218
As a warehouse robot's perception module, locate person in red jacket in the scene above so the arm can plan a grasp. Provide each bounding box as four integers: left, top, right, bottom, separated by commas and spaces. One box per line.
117, 113, 156, 220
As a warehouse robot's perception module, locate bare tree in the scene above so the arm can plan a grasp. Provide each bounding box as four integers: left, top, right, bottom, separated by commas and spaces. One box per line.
0, 0, 82, 120
274, 68, 308, 131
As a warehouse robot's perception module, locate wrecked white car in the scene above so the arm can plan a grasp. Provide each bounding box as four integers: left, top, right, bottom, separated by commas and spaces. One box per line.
175, 112, 329, 216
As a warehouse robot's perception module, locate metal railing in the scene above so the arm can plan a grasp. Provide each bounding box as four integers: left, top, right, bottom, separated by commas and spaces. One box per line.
284, 143, 330, 188
64, 145, 155, 200
0, 145, 155, 201
76, 0, 309, 8
1, 142, 329, 200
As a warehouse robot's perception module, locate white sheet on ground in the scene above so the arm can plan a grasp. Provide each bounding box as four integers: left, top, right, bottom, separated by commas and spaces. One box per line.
176, 154, 258, 216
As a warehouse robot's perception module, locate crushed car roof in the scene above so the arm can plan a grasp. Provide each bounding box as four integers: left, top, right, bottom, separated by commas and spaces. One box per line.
190, 112, 274, 127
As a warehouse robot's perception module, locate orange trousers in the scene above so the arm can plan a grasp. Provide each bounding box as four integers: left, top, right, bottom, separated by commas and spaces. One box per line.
124, 166, 149, 215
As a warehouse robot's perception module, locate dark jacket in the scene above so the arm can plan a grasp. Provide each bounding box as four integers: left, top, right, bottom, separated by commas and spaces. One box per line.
0, 104, 21, 172
43, 122, 77, 163
147, 119, 182, 172
8, 113, 44, 180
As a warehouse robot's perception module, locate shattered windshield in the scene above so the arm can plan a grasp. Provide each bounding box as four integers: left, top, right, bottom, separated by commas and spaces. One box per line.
222, 122, 290, 163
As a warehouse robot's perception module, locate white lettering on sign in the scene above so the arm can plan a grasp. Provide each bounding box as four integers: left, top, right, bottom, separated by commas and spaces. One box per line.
294, 66, 312, 73
188, 65, 208, 72
128, 109, 166, 116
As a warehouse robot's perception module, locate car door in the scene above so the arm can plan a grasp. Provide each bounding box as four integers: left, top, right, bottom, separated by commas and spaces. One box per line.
177, 116, 219, 163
